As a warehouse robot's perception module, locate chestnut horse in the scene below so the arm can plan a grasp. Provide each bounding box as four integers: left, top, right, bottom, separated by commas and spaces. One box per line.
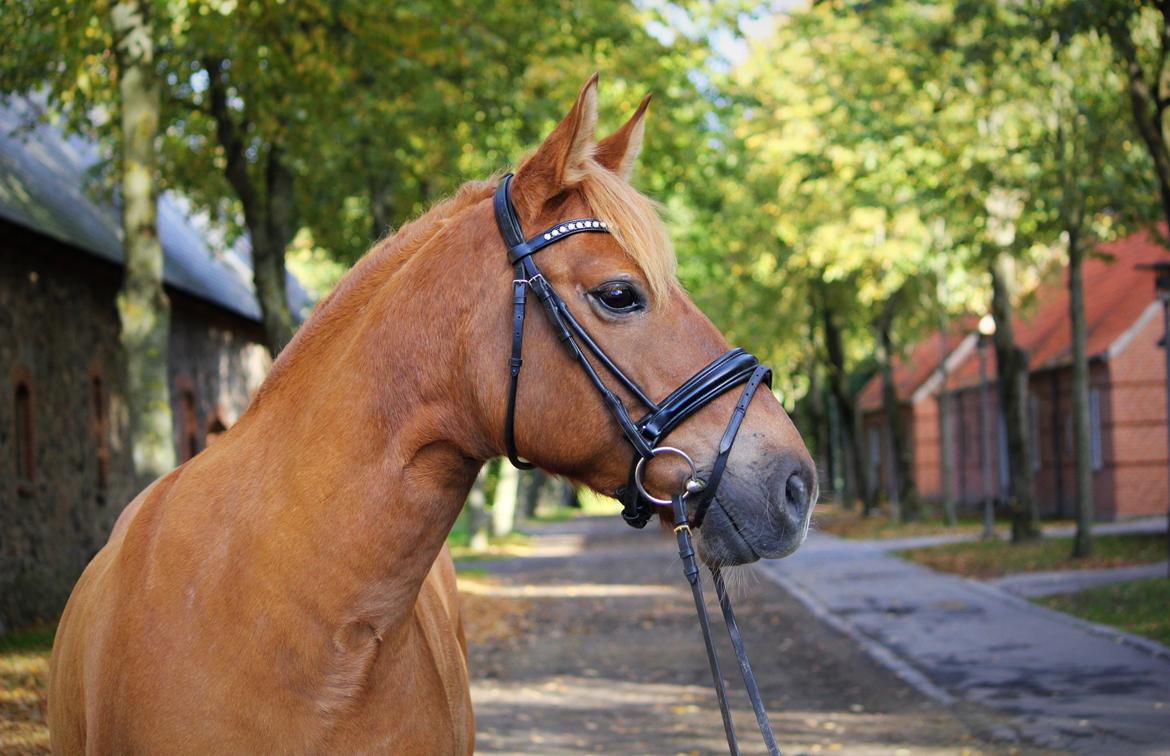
48, 77, 815, 753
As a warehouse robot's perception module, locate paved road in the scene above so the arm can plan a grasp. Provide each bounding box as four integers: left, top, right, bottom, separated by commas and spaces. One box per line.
758, 531, 1170, 755
464, 517, 1036, 754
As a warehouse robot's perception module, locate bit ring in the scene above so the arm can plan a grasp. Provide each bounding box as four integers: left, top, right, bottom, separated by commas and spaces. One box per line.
634, 446, 705, 505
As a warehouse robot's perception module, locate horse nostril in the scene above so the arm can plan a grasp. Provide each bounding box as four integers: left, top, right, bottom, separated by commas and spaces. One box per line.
785, 470, 809, 516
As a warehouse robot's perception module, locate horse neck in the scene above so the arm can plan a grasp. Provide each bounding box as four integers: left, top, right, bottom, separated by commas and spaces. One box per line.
229, 203, 498, 632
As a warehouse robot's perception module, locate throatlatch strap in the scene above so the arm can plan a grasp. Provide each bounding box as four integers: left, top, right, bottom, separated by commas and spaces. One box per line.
672, 494, 741, 755
505, 259, 535, 470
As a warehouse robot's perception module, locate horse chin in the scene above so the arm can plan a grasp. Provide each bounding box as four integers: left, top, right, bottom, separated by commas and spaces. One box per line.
696, 493, 812, 567
692, 510, 758, 568
696, 501, 760, 566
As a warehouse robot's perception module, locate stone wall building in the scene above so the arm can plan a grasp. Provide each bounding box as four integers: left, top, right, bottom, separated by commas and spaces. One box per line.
0, 99, 306, 633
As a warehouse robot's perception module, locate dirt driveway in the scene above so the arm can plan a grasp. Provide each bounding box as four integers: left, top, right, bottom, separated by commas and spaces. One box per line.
461, 516, 1053, 755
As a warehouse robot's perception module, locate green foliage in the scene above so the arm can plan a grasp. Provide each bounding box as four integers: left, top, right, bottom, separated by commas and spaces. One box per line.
695, 0, 1159, 411
0, 0, 740, 255
897, 532, 1167, 579
1038, 577, 1170, 647
2, 0, 1166, 409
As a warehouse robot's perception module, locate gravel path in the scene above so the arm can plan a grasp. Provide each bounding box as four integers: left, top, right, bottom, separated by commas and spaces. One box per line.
461, 516, 1043, 755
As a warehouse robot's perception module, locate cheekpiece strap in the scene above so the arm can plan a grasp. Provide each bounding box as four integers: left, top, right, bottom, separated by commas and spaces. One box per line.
495, 173, 614, 470
689, 363, 771, 529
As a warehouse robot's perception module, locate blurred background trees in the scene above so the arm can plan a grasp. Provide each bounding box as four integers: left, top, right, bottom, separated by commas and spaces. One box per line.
3, 0, 1167, 549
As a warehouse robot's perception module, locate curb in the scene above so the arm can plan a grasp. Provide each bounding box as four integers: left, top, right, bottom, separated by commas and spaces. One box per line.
754, 564, 956, 706
961, 576, 1170, 664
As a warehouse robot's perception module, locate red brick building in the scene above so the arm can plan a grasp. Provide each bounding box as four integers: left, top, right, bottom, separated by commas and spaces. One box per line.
861, 230, 1170, 520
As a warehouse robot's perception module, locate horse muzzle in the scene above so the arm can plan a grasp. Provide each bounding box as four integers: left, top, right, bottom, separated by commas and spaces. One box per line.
696, 451, 817, 566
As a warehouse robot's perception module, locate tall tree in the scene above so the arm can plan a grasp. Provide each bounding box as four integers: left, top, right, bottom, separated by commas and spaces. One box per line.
989, 251, 1040, 540
816, 280, 872, 511
111, 0, 176, 484
466, 465, 490, 552
1098, 4, 1170, 230
874, 290, 921, 520
1029, 16, 1157, 556
492, 461, 520, 538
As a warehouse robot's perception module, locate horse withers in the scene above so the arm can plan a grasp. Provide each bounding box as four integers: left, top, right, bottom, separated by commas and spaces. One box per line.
48, 76, 816, 753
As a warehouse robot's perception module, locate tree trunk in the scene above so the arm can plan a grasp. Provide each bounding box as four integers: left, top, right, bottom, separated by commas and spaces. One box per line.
562, 480, 581, 509
369, 177, 395, 242
522, 469, 548, 518
466, 465, 490, 552
112, 0, 176, 487
801, 335, 832, 495
827, 384, 843, 500
205, 59, 297, 356
492, 460, 520, 537
1108, 17, 1170, 233
249, 230, 296, 356
990, 254, 1041, 542
817, 382, 836, 499
818, 282, 870, 511
874, 297, 919, 521
1069, 228, 1095, 557
936, 310, 957, 526
248, 148, 297, 355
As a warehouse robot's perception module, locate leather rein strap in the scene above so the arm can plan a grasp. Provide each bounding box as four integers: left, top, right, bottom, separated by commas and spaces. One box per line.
493, 173, 780, 755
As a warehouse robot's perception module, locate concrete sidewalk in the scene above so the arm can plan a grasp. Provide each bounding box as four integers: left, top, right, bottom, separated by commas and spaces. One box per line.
991, 561, 1169, 598
756, 531, 1170, 754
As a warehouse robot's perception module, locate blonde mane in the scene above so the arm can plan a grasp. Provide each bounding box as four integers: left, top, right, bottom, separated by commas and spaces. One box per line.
574, 158, 677, 301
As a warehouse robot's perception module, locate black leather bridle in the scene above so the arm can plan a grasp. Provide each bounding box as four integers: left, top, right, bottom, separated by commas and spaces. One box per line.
493, 173, 781, 755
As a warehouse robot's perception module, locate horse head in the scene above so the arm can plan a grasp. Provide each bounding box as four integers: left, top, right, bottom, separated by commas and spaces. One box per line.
470, 76, 816, 566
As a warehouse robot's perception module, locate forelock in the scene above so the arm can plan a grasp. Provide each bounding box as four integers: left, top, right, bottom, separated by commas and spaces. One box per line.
577, 160, 677, 302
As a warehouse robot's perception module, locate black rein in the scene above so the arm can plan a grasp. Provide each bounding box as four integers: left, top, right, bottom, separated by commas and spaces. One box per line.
492, 173, 780, 756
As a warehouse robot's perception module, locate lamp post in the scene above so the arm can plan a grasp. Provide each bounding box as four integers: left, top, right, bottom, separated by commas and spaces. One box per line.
978, 313, 997, 540
1137, 261, 1170, 578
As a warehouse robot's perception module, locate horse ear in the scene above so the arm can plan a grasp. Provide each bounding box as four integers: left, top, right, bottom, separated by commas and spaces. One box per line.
512, 73, 600, 219
596, 94, 651, 180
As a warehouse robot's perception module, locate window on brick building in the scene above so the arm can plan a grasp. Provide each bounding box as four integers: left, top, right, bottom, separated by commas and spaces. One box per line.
14, 380, 33, 483
1089, 389, 1103, 471
91, 375, 109, 496
179, 387, 200, 461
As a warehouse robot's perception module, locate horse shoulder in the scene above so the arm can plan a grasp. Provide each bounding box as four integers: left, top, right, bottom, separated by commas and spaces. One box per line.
48, 467, 186, 751
415, 545, 474, 748
426, 544, 462, 631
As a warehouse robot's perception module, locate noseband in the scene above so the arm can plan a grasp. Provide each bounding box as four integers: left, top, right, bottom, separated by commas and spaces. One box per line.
493, 173, 781, 755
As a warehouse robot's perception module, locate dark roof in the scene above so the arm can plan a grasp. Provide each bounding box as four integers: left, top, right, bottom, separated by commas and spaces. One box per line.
858, 316, 977, 412
0, 97, 309, 323
947, 229, 1170, 391
860, 228, 1170, 412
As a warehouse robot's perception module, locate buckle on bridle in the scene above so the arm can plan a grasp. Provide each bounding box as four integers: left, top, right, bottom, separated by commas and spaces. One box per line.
633, 446, 706, 506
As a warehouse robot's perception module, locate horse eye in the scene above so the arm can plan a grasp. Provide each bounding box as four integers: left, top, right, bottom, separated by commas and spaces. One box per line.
593, 282, 642, 313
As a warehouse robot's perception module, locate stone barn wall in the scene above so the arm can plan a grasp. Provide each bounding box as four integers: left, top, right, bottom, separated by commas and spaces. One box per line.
0, 222, 271, 633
